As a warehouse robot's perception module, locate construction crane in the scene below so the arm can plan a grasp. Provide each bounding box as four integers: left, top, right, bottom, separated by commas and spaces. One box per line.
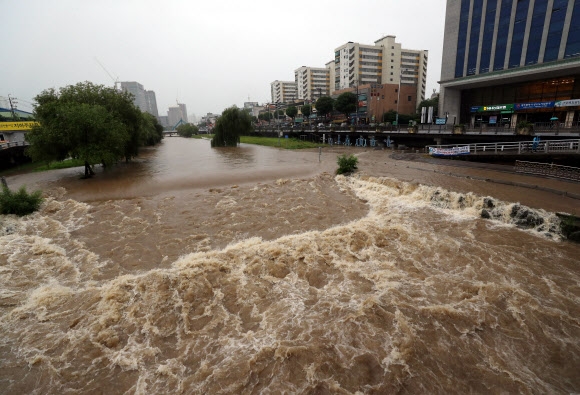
94, 57, 120, 90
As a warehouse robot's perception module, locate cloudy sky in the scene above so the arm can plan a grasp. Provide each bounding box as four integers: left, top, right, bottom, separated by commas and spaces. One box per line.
2, 0, 447, 119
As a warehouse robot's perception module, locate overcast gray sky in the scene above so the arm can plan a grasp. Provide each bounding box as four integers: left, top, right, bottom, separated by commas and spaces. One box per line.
2, 0, 447, 119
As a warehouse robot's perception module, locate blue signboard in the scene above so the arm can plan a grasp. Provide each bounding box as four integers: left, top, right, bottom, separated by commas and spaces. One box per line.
435, 118, 446, 125
514, 101, 554, 110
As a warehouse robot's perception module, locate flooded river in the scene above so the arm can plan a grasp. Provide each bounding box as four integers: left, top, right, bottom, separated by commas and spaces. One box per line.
1, 138, 579, 394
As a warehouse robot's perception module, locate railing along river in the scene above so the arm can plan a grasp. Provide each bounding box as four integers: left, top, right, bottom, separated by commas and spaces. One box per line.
429, 139, 580, 155
515, 160, 580, 181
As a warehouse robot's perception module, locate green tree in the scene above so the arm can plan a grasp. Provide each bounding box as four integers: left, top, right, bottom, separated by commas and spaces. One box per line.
417, 96, 439, 116
301, 104, 312, 119
211, 106, 253, 147
334, 92, 357, 118
285, 105, 298, 121
176, 123, 199, 137
141, 113, 164, 146
27, 81, 146, 177
315, 96, 334, 118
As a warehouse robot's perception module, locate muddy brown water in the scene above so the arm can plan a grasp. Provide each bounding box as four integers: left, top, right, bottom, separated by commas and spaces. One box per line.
1, 138, 579, 394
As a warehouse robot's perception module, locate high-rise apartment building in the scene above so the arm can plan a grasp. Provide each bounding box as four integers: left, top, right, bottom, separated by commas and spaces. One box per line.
270, 80, 297, 104
439, 0, 580, 127
120, 81, 159, 117
333, 35, 428, 102
294, 66, 330, 101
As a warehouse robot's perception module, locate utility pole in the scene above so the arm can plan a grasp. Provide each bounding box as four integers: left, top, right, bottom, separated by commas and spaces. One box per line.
8, 95, 18, 120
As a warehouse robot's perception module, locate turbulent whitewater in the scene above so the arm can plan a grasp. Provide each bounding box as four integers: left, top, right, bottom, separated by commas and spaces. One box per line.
1, 171, 579, 394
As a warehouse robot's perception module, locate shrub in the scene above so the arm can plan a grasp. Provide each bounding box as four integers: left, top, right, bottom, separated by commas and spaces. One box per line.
0, 185, 44, 216
336, 154, 358, 175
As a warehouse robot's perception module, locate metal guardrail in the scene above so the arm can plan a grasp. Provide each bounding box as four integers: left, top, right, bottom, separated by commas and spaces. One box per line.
515, 160, 580, 181
429, 139, 580, 155
0, 141, 28, 150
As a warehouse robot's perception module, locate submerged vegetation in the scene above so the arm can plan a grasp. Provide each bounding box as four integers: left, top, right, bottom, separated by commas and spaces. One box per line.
0, 184, 43, 216
336, 154, 358, 174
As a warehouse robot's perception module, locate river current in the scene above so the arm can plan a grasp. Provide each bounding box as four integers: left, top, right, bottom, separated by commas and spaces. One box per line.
1, 138, 579, 394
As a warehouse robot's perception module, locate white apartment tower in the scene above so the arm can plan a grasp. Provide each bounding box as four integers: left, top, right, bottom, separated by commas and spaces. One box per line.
270, 80, 297, 104
294, 66, 330, 101
333, 35, 428, 101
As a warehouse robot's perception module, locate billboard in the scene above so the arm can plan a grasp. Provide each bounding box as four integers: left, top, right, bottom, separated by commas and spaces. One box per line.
0, 121, 39, 131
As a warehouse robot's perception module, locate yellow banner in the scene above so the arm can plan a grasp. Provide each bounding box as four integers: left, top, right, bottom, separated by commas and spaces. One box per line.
0, 121, 39, 131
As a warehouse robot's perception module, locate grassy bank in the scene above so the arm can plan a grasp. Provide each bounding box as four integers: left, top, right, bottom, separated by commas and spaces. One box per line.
240, 136, 320, 149
0, 158, 85, 176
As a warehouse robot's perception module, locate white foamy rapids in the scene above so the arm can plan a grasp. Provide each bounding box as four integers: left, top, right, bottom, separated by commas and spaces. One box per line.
1, 177, 579, 394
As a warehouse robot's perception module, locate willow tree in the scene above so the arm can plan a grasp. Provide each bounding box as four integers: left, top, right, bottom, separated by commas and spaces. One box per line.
211, 106, 252, 147
27, 82, 145, 177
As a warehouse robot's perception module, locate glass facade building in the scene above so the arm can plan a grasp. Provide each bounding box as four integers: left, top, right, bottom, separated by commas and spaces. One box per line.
440, 0, 580, 128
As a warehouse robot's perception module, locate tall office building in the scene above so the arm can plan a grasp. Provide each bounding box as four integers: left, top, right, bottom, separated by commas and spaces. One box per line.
145, 90, 159, 117
333, 35, 428, 102
270, 80, 297, 104
120, 81, 159, 117
294, 66, 330, 101
439, 0, 580, 127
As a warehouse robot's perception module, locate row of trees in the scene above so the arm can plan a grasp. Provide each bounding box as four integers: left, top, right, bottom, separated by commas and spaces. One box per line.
26, 82, 164, 177
258, 93, 439, 125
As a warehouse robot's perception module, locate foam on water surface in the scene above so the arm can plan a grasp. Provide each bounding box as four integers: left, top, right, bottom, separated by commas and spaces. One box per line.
0, 174, 579, 394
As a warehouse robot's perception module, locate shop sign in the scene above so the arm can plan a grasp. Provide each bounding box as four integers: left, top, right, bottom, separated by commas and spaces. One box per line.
435, 118, 447, 125
471, 104, 514, 112
514, 101, 554, 110
483, 104, 513, 111
555, 99, 580, 107
489, 116, 497, 124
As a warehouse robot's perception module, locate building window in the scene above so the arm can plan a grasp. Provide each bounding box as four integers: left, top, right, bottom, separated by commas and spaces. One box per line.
466, 0, 484, 76
545, 0, 570, 61
525, 0, 549, 65
408, 96, 412, 101
493, 0, 513, 71
455, 0, 471, 77
479, 0, 498, 73
508, 0, 530, 68
565, 0, 580, 58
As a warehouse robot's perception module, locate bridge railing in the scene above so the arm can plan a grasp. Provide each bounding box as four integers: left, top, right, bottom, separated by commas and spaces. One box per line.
515, 160, 580, 181
0, 141, 29, 151
429, 139, 580, 155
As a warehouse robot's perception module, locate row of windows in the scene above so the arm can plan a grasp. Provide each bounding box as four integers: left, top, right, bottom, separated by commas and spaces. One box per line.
455, 0, 580, 78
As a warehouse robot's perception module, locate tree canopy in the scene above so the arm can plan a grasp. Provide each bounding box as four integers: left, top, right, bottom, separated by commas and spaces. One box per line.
334, 92, 357, 117
417, 95, 439, 118
176, 123, 199, 138
285, 106, 298, 120
26, 81, 162, 177
211, 106, 253, 147
315, 97, 334, 117
301, 104, 312, 119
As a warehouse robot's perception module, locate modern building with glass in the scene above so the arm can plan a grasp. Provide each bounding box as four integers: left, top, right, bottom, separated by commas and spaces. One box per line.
439, 0, 580, 130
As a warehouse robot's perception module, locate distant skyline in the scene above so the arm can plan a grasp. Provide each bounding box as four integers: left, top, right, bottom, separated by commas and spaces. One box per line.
2, 0, 446, 117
